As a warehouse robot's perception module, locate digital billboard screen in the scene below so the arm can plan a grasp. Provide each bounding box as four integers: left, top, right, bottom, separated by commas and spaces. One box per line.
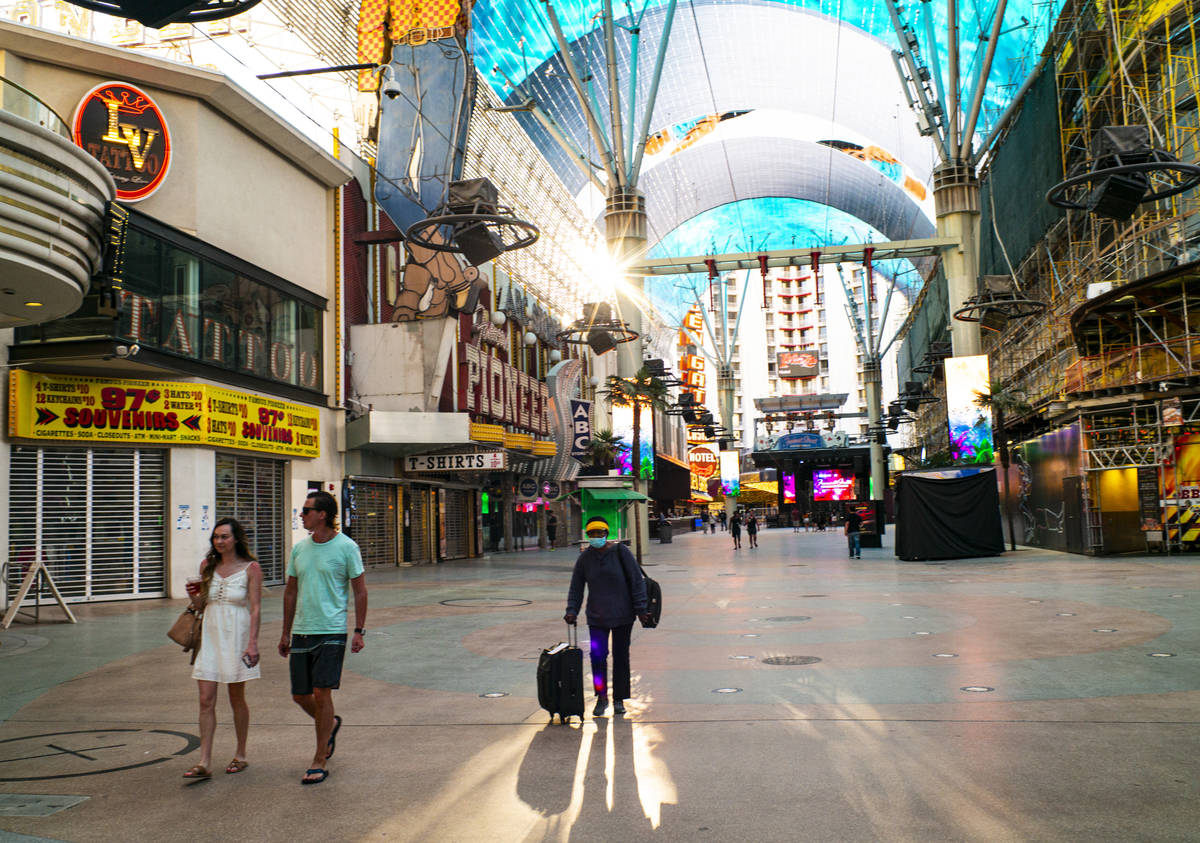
719, 450, 740, 496
944, 354, 994, 464
812, 468, 855, 501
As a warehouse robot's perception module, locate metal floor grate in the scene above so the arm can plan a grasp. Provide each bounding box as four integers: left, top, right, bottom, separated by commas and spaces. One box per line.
0, 793, 89, 817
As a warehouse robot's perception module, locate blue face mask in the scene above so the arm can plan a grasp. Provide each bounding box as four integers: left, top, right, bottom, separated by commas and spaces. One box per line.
588, 536, 608, 549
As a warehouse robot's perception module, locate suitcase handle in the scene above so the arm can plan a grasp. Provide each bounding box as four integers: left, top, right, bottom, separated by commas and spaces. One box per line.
567, 621, 577, 647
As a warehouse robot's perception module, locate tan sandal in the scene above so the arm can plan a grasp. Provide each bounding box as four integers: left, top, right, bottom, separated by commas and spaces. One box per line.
182, 764, 211, 779
225, 758, 249, 774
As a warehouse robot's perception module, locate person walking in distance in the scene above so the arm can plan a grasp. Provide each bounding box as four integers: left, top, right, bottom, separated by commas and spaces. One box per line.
845, 504, 863, 559
729, 511, 742, 549
564, 517, 650, 717
546, 512, 558, 549
183, 518, 262, 780
746, 512, 759, 548
278, 490, 368, 785
791, 509, 801, 533
718, 510, 728, 532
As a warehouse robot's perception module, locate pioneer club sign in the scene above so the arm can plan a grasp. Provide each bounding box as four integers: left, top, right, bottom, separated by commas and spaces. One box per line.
459, 342, 551, 435
73, 82, 171, 201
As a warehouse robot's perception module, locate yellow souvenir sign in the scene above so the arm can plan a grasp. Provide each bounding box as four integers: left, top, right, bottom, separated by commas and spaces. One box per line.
9, 371, 320, 459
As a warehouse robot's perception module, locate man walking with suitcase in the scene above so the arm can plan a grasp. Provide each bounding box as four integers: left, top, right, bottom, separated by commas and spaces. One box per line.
564, 517, 650, 716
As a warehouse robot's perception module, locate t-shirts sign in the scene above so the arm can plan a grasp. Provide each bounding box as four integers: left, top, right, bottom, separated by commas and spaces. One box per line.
404, 451, 507, 472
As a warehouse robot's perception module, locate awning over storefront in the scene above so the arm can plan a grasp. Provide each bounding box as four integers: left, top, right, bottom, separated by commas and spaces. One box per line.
346, 411, 471, 456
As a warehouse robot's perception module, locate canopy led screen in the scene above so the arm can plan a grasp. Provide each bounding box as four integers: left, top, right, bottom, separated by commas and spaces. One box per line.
944, 355, 994, 465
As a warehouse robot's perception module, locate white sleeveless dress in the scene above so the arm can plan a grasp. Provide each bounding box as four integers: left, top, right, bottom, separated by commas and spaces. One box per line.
192, 567, 260, 683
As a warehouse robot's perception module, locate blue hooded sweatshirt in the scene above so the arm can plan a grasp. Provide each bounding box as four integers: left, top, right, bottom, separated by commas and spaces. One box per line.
566, 541, 648, 627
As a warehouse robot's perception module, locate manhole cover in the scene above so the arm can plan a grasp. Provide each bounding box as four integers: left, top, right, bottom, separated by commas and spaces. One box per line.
961, 686, 994, 693
801, 594, 828, 598
765, 616, 812, 623
439, 598, 532, 608
762, 655, 822, 666
729, 655, 754, 660
712, 687, 743, 694
0, 794, 89, 817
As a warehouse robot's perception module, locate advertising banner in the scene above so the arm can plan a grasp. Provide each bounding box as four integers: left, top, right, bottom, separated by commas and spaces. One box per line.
777, 350, 819, 379
569, 399, 592, 458
9, 370, 320, 459
944, 355, 994, 464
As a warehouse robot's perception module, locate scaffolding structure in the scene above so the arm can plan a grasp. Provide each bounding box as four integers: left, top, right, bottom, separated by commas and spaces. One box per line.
906, 1, 1200, 552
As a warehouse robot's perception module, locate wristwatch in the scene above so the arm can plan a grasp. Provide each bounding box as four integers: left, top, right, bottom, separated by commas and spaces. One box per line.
353, 627, 366, 635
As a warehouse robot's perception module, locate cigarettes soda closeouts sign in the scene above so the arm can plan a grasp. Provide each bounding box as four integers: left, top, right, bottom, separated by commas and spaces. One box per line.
8, 370, 319, 459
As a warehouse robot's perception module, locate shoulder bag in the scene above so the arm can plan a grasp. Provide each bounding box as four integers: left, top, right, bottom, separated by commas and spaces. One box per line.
167, 603, 204, 665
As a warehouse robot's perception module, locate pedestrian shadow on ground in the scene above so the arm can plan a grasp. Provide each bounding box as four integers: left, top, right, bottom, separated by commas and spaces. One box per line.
516, 716, 661, 839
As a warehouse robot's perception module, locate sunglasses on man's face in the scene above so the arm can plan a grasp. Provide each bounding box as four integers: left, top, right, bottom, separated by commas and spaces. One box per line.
301, 506, 316, 514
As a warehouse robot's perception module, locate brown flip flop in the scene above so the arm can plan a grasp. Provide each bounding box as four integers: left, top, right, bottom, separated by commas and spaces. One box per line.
225, 758, 249, 774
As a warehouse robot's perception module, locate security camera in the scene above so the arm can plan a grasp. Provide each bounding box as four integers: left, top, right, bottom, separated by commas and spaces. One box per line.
114, 343, 140, 358
382, 77, 401, 99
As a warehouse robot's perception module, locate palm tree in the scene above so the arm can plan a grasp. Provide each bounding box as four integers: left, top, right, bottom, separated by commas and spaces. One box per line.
975, 381, 1032, 550
599, 366, 671, 563
586, 428, 626, 472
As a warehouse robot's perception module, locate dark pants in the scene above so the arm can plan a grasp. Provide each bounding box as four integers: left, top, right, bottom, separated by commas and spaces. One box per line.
588, 623, 633, 700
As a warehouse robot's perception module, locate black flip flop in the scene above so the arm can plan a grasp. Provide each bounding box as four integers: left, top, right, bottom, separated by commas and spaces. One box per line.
301, 768, 329, 785
326, 715, 342, 759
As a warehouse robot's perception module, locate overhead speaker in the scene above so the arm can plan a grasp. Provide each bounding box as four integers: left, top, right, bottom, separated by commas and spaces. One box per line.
454, 221, 504, 266
587, 329, 617, 355
1085, 171, 1148, 220
902, 381, 923, 412
980, 309, 1010, 333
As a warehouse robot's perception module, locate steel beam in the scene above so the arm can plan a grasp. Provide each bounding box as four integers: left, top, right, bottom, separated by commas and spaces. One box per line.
630, 237, 958, 276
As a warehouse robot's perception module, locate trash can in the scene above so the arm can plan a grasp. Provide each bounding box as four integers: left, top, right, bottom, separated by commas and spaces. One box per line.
659, 523, 672, 543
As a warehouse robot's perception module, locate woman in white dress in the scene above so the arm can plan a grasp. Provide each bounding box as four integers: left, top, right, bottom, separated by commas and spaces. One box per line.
183, 518, 262, 779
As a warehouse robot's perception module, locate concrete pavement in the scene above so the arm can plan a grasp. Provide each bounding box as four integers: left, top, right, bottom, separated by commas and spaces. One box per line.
1, 526, 1198, 841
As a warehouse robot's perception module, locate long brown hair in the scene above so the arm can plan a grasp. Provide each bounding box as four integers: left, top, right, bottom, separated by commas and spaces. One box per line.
201, 517, 256, 595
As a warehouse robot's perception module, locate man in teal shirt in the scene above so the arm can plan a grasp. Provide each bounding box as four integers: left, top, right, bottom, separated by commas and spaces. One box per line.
278, 490, 367, 785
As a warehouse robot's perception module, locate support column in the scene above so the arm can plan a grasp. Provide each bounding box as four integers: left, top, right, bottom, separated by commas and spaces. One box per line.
717, 365, 737, 519
605, 188, 650, 561
864, 360, 886, 500
934, 161, 982, 358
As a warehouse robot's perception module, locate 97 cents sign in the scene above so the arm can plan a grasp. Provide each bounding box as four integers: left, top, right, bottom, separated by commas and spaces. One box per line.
8, 371, 320, 458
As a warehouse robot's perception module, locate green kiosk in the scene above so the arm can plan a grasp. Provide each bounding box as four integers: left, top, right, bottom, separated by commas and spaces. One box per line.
558, 476, 650, 545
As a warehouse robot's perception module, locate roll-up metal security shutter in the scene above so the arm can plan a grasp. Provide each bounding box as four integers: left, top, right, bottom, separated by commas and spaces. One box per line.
215, 453, 285, 584
406, 486, 434, 564
8, 446, 166, 603
346, 480, 397, 567
443, 489, 470, 560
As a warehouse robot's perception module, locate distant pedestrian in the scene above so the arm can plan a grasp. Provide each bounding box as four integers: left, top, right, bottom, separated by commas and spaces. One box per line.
730, 512, 742, 549
183, 518, 262, 780
546, 512, 558, 548
804, 512, 812, 532
710, 512, 717, 534
564, 516, 650, 717
845, 506, 863, 559
746, 513, 759, 548
718, 510, 728, 532
791, 509, 801, 533
701, 510, 711, 533
279, 491, 368, 785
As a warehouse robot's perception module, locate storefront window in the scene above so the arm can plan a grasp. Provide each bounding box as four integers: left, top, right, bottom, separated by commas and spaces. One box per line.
15, 213, 324, 395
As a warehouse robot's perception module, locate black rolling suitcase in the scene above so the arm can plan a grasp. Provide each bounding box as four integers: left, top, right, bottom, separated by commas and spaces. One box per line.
537, 623, 585, 724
